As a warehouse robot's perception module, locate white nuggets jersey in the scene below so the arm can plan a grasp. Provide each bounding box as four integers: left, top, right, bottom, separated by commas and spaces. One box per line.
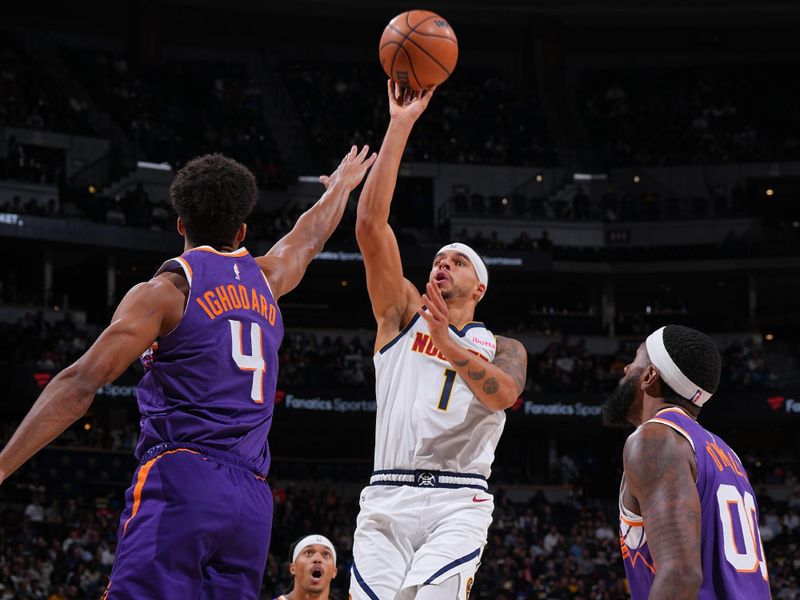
373, 311, 504, 478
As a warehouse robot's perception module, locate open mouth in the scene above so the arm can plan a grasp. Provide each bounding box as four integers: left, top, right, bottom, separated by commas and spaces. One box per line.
435, 272, 449, 283
310, 567, 323, 580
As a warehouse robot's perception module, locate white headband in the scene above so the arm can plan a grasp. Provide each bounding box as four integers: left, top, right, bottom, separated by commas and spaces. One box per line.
645, 327, 713, 407
436, 243, 489, 292
292, 535, 337, 564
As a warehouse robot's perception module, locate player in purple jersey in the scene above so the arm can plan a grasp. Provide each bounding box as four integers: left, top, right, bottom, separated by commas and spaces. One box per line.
0, 148, 376, 599
602, 324, 771, 600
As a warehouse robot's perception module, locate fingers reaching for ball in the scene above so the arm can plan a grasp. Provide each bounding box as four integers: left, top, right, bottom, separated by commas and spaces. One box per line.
387, 80, 437, 124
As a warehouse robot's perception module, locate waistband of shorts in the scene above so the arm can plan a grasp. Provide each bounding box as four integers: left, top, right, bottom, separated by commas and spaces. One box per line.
140, 442, 266, 479
369, 469, 488, 491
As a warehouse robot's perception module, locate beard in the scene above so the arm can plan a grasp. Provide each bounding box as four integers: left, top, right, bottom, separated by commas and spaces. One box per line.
602, 375, 639, 428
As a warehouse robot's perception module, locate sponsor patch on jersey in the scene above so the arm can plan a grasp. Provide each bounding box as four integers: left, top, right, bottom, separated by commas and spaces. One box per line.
470, 336, 495, 350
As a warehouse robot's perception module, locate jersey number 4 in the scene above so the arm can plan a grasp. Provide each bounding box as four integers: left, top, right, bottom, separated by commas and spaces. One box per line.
717, 484, 768, 580
229, 320, 265, 403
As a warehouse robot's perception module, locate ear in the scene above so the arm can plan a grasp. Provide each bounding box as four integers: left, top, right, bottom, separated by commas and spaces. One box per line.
640, 364, 661, 396
236, 222, 247, 243
177, 216, 186, 237
289, 562, 296, 576
473, 282, 486, 303
332, 566, 338, 579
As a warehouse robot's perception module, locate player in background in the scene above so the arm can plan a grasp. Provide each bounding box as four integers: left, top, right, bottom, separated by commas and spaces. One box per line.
0, 147, 376, 599
602, 324, 770, 600
274, 535, 338, 600
348, 81, 528, 600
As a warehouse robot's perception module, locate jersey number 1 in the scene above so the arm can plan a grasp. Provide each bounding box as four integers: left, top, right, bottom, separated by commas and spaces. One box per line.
229, 320, 265, 403
437, 369, 456, 411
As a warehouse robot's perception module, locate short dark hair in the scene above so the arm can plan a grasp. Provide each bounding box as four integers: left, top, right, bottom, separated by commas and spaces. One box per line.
170, 153, 257, 248
658, 325, 722, 402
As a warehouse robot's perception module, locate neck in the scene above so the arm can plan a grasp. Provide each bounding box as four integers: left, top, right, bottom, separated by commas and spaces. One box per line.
445, 301, 476, 330
637, 398, 698, 426
285, 589, 328, 600
183, 240, 238, 253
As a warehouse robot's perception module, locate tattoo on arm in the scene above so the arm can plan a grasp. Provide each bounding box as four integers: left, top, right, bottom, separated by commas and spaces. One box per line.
444, 335, 527, 408
468, 368, 486, 380
494, 336, 528, 394
483, 378, 499, 394
624, 426, 702, 599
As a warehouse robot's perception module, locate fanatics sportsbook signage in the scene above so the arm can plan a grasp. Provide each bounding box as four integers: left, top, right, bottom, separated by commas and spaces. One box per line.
7, 369, 797, 423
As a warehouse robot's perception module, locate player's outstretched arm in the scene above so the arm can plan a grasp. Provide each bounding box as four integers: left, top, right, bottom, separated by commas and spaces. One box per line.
419, 281, 527, 411
0, 273, 186, 485
356, 81, 434, 348
624, 423, 702, 600
258, 145, 377, 301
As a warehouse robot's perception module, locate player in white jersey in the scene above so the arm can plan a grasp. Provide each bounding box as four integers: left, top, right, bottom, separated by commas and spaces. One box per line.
348, 81, 528, 600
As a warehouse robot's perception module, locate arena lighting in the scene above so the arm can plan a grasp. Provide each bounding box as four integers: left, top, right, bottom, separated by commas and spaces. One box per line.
535, 174, 543, 182
765, 334, 775, 341
501, 197, 508, 205
573, 173, 607, 181
340, 280, 348, 287
633, 175, 640, 183
298, 175, 322, 183
88, 185, 96, 194
136, 161, 172, 171
766, 188, 775, 196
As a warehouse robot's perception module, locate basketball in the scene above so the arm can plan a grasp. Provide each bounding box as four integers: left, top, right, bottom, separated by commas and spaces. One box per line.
379, 10, 459, 91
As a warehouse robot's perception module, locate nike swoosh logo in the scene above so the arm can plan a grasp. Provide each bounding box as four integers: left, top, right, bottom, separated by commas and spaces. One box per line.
472, 495, 490, 503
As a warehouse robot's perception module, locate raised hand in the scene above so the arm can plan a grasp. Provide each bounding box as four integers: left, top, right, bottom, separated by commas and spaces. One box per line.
419, 280, 454, 355
387, 80, 436, 126
320, 145, 378, 190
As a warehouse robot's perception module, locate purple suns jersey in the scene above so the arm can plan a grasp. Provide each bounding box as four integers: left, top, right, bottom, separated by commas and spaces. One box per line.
135, 246, 283, 475
619, 407, 770, 600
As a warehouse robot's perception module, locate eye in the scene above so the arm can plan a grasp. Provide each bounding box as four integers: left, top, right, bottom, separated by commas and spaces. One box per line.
455, 260, 464, 266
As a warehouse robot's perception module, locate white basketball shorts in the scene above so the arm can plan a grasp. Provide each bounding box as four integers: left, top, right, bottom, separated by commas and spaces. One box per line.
349, 484, 493, 600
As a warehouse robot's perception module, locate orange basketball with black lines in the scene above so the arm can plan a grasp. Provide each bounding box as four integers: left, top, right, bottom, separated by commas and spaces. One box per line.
379, 10, 458, 91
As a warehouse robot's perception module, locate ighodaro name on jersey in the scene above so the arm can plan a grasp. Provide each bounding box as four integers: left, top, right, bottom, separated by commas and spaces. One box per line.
410, 332, 490, 362
194, 283, 278, 325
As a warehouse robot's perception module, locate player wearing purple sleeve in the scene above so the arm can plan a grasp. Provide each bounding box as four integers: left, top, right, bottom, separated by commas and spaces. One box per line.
603, 325, 771, 600
0, 148, 376, 600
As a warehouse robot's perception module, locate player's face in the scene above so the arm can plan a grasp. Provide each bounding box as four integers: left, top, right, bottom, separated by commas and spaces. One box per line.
429, 251, 480, 301
602, 343, 648, 427
291, 544, 337, 593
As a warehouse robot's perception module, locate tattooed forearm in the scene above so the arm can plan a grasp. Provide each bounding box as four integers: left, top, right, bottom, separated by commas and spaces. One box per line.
494, 336, 528, 394
483, 378, 499, 394
439, 334, 527, 410
468, 368, 486, 380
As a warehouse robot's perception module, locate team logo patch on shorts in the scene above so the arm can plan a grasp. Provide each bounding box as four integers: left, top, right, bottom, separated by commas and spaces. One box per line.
465, 576, 473, 599
416, 471, 437, 487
